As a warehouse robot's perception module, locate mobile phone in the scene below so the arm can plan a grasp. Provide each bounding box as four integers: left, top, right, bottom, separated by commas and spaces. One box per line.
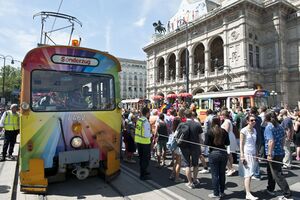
243, 159, 247, 166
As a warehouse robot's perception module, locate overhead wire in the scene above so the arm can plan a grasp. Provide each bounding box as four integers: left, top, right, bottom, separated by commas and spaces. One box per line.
46, 0, 64, 44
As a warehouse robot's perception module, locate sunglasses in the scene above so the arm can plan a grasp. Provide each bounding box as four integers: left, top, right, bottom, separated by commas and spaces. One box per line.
250, 119, 256, 122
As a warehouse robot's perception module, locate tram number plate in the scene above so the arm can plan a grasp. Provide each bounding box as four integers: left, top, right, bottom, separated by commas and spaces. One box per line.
69, 114, 85, 121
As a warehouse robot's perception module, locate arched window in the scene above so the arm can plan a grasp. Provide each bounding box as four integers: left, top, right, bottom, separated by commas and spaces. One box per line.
194, 43, 205, 75
180, 49, 189, 78
157, 58, 165, 82
168, 53, 176, 80
210, 37, 224, 72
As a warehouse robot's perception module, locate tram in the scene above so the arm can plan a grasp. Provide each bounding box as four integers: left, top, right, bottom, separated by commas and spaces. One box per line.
121, 98, 150, 110
193, 89, 269, 122
19, 45, 122, 193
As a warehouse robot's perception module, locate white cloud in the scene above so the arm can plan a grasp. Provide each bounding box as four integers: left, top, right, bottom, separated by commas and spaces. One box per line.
132, 0, 157, 27
0, 28, 38, 60
0, 0, 19, 17
134, 17, 146, 27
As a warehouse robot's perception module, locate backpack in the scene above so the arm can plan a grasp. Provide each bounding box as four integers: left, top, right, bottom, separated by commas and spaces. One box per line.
166, 132, 177, 151
175, 122, 190, 148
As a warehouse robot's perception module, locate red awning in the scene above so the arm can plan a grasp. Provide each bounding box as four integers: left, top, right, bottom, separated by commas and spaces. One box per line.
177, 93, 192, 98
167, 94, 177, 99
152, 95, 164, 100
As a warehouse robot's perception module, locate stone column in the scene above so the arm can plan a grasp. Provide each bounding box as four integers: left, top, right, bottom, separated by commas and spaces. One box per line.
189, 52, 194, 80
164, 62, 169, 83
176, 59, 180, 82
204, 50, 211, 78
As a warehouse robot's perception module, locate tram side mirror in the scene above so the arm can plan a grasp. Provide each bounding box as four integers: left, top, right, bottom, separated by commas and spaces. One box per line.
117, 102, 123, 109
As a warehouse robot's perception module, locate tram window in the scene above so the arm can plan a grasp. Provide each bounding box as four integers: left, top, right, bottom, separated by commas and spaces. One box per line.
254, 97, 268, 108
201, 99, 209, 109
230, 98, 240, 109
31, 70, 115, 112
243, 97, 251, 109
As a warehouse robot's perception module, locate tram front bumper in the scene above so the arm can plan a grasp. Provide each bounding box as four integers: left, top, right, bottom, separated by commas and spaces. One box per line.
58, 148, 100, 173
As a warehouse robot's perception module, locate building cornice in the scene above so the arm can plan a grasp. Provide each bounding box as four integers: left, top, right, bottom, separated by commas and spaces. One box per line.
143, 0, 298, 52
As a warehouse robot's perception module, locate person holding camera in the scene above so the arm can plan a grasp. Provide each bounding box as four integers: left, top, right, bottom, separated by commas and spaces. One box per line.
239, 114, 258, 200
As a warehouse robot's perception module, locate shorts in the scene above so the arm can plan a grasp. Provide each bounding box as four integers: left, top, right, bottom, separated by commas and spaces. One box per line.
181, 147, 200, 167
156, 140, 167, 155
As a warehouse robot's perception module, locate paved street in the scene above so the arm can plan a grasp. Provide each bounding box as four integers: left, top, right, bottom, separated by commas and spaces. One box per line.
121, 152, 300, 200
1, 136, 300, 200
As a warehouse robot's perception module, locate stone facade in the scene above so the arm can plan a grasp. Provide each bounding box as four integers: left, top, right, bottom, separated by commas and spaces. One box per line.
143, 0, 300, 108
118, 58, 147, 100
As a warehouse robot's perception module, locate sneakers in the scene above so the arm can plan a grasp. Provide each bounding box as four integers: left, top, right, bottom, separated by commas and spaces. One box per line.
278, 196, 293, 200
0, 157, 5, 162
193, 179, 200, 186
185, 182, 195, 189
251, 176, 261, 181
208, 193, 220, 199
169, 173, 175, 180
246, 194, 258, 200
140, 175, 151, 181
266, 189, 276, 196
226, 169, 236, 176
8, 155, 15, 160
282, 165, 291, 170
127, 159, 136, 163
124, 158, 136, 163
199, 169, 209, 174
174, 177, 185, 183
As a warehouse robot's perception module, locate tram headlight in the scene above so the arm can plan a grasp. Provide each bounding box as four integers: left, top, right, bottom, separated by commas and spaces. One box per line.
70, 136, 83, 148
21, 102, 30, 110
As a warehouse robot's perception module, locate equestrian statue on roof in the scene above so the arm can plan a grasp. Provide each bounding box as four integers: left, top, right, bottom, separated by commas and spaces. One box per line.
153, 20, 166, 34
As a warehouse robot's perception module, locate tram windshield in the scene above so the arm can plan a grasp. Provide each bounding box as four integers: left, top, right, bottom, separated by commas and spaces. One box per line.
254, 97, 268, 108
31, 70, 115, 111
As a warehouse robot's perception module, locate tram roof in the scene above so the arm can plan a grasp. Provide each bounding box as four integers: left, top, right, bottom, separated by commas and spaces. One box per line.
193, 89, 268, 99
121, 99, 142, 103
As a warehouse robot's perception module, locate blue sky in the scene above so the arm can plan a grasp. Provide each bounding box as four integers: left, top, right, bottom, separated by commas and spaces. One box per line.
0, 0, 181, 64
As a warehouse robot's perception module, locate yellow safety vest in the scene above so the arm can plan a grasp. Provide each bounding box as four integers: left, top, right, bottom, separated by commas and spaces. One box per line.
135, 117, 150, 144
4, 111, 20, 131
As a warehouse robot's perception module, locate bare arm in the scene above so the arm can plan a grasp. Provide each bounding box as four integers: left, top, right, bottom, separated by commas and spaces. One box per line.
223, 120, 230, 133
267, 139, 274, 160
239, 132, 245, 160
294, 121, 300, 132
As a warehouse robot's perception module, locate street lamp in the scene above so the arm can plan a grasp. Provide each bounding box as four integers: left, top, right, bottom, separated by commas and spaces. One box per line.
270, 90, 278, 107
0, 54, 15, 100
176, 19, 189, 93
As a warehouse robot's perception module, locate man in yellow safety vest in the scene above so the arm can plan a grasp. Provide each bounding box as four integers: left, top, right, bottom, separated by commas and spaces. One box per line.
0, 104, 20, 161
135, 107, 152, 180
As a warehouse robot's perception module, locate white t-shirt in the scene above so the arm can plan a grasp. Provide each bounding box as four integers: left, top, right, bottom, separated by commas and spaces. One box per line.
240, 126, 257, 155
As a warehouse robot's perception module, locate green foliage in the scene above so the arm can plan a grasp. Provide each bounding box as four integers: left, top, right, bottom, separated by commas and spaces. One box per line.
0, 65, 21, 103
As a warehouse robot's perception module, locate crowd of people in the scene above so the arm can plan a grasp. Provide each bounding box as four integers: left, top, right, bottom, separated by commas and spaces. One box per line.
121, 104, 300, 200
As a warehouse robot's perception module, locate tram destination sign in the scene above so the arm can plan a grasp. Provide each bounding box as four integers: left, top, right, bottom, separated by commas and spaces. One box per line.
254, 90, 269, 97
52, 55, 99, 66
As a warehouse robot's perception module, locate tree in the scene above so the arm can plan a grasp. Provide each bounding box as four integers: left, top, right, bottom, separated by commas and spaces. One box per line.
0, 65, 21, 103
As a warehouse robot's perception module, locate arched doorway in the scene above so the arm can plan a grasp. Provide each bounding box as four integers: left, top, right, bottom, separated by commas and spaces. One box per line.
210, 37, 224, 72
157, 58, 165, 82
168, 53, 176, 80
193, 43, 205, 75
